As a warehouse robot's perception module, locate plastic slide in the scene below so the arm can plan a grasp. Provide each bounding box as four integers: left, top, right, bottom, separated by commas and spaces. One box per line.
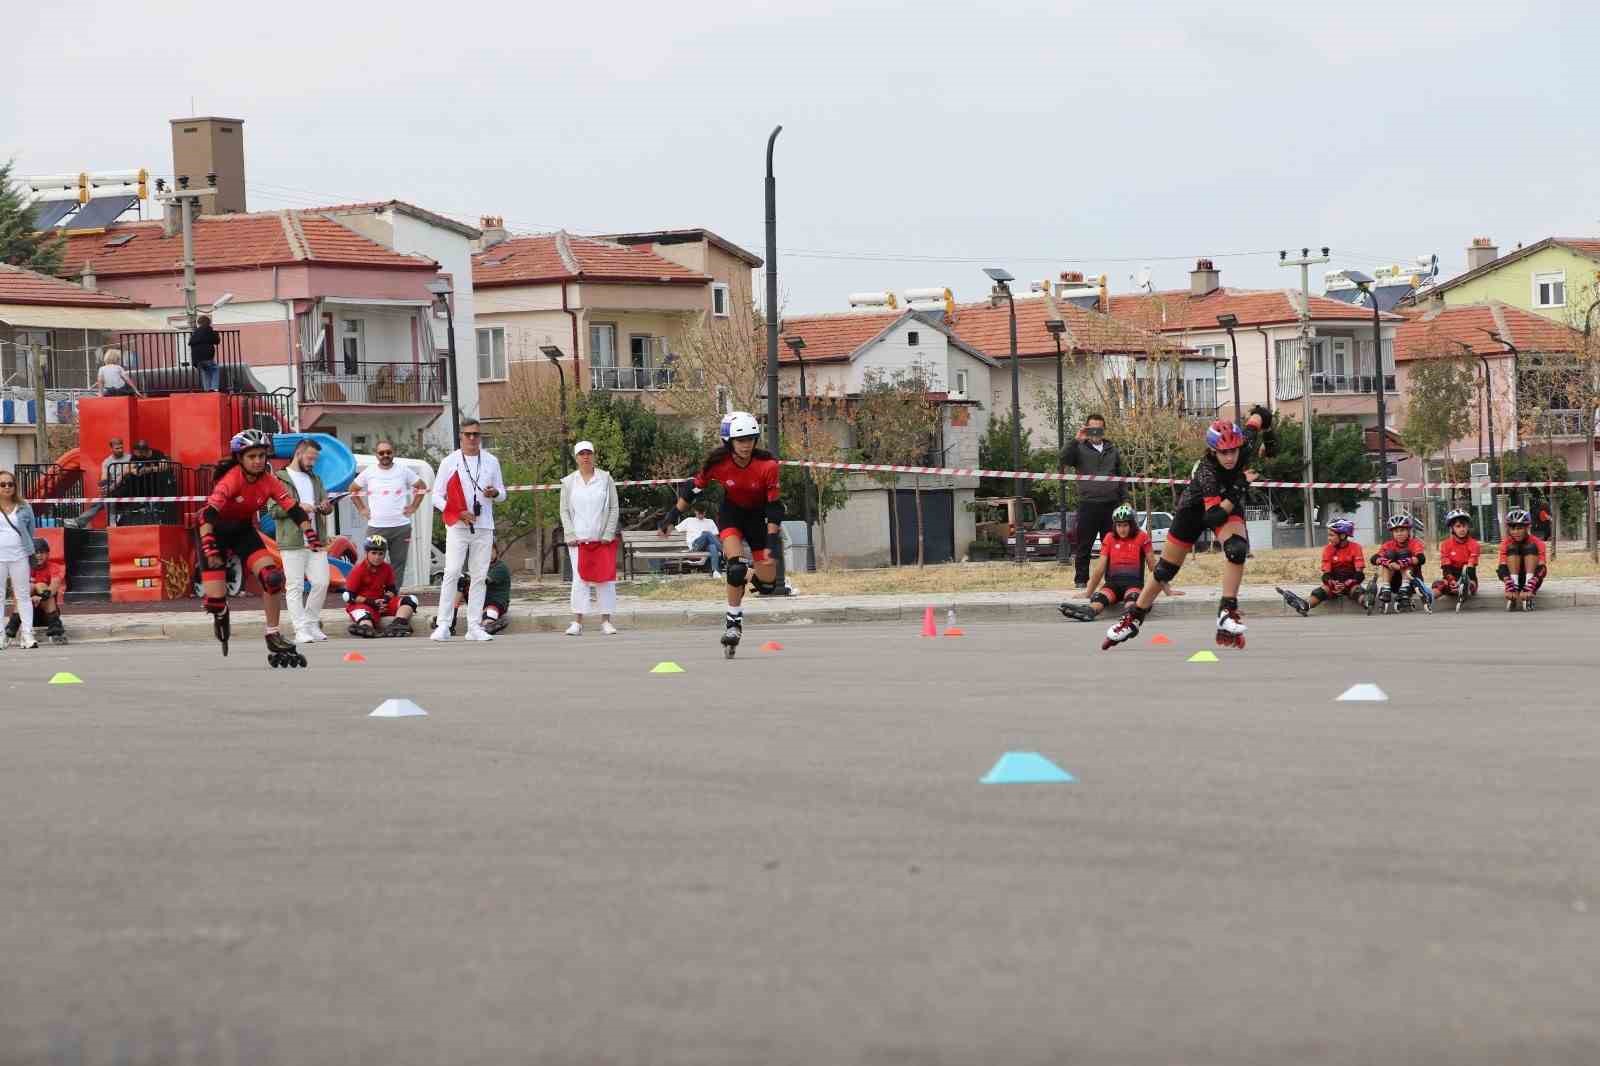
271, 432, 358, 492
31, 447, 84, 498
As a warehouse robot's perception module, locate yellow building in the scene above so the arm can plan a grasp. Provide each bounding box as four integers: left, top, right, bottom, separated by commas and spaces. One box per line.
1424, 237, 1600, 327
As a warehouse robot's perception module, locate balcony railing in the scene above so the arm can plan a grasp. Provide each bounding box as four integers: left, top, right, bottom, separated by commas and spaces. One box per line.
591, 365, 675, 391
1531, 409, 1595, 438
117, 330, 246, 395
299, 359, 443, 406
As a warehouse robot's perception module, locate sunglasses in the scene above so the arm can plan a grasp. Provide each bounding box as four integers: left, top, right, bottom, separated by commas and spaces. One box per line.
376, 451, 394, 457
461, 432, 480, 438
0, 482, 15, 488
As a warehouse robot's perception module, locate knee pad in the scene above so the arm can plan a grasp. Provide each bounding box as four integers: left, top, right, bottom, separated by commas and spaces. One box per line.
1222, 535, 1249, 565
400, 594, 419, 610
203, 594, 228, 615
751, 575, 779, 595
1153, 558, 1181, 584
1090, 590, 1114, 609
349, 605, 372, 623
484, 604, 503, 620
258, 565, 286, 595
725, 560, 749, 589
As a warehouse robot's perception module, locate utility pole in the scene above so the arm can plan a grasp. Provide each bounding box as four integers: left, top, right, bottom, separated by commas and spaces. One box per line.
764, 126, 785, 588
1280, 247, 1329, 547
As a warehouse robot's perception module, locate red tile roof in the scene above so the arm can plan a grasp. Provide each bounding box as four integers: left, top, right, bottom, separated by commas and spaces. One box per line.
57, 212, 439, 278
775, 310, 905, 362
0, 263, 147, 307
1394, 302, 1584, 361
307, 200, 482, 238
473, 232, 711, 288
945, 297, 1177, 357
1108, 287, 1396, 331
598, 228, 763, 267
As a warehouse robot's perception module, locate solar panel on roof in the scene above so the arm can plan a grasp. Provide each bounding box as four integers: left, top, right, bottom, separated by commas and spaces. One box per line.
28, 200, 76, 231
104, 233, 138, 248
62, 195, 138, 231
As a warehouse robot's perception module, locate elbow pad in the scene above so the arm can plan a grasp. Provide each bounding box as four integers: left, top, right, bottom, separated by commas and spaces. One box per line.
1202, 504, 1230, 530
1496, 564, 1510, 580
199, 505, 220, 527
286, 504, 310, 526
765, 499, 786, 526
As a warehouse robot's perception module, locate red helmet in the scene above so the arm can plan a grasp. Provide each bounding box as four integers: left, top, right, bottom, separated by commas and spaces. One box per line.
1205, 420, 1246, 451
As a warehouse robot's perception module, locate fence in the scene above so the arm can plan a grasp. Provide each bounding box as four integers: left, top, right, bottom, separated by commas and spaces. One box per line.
299, 359, 444, 406
15, 463, 85, 527
116, 329, 245, 395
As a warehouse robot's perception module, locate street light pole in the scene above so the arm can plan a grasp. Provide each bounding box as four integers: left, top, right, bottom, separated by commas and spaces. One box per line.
1217, 314, 1243, 421
1341, 270, 1392, 527
1282, 248, 1330, 544
1045, 319, 1068, 564
784, 335, 816, 572
764, 125, 786, 589
985, 267, 1023, 565
541, 345, 569, 476
427, 278, 463, 447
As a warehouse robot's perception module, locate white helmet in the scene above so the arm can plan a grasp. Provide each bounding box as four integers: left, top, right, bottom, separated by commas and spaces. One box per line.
719, 410, 761, 443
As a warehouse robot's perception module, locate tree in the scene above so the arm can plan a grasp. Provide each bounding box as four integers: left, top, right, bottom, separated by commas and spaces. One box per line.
854, 364, 941, 566
663, 272, 766, 421
1256, 415, 1373, 525
977, 412, 1056, 510
1399, 354, 1476, 488
0, 162, 64, 275
779, 391, 850, 565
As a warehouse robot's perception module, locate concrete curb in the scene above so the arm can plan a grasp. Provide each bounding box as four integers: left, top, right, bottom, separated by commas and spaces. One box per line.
50, 578, 1600, 645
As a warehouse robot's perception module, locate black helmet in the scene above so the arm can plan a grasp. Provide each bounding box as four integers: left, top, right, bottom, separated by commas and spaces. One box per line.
32, 537, 49, 555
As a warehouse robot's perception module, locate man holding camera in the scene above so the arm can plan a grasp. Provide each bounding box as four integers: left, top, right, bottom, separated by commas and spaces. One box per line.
1061, 413, 1126, 589
430, 420, 506, 642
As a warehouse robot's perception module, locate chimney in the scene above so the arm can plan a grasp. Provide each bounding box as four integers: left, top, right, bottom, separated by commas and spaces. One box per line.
1190, 258, 1221, 297
79, 262, 96, 291
170, 117, 246, 214
1465, 237, 1498, 272
478, 215, 509, 250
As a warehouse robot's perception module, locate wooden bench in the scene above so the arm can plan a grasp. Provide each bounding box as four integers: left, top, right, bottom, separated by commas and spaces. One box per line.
621, 529, 710, 579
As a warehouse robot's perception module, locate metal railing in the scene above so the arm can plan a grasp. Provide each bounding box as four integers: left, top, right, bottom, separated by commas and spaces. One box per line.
1530, 409, 1594, 438
299, 358, 444, 406
15, 463, 84, 526
590, 365, 675, 391
116, 330, 245, 395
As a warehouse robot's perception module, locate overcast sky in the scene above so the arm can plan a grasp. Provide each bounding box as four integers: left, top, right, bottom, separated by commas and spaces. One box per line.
9, 0, 1598, 313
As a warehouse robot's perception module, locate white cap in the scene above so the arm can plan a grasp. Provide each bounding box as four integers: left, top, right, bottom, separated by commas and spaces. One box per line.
573, 440, 595, 456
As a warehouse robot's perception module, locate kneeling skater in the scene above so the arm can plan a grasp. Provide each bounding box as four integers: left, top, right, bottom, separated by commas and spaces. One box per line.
1496, 508, 1546, 611
5, 538, 66, 646
1104, 406, 1270, 650
1061, 504, 1173, 621
658, 411, 783, 657
344, 534, 419, 636
1279, 517, 1365, 615
199, 430, 321, 665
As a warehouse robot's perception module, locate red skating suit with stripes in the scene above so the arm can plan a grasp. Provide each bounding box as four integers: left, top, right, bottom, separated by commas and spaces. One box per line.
1101, 529, 1151, 587
692, 454, 780, 510
206, 465, 296, 525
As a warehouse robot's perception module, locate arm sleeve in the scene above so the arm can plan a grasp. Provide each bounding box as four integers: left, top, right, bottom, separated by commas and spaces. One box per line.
490, 456, 507, 495
1537, 538, 1549, 563
204, 472, 233, 515
602, 477, 621, 542
558, 479, 574, 539
1060, 442, 1079, 469
1497, 539, 1510, 564
431, 455, 453, 511
267, 473, 292, 520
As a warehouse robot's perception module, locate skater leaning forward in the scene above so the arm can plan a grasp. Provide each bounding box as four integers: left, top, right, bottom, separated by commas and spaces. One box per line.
5, 537, 67, 646
1060, 504, 1181, 622
198, 429, 321, 664
1279, 517, 1365, 616
1103, 406, 1272, 651
1432, 508, 1481, 607
1496, 508, 1547, 610
1371, 513, 1431, 612
658, 411, 784, 656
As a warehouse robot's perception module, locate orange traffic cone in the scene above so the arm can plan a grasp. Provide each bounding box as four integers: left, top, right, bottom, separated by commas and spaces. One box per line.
920, 606, 937, 637
343, 651, 367, 663
760, 640, 783, 652
1150, 634, 1172, 646
943, 607, 964, 637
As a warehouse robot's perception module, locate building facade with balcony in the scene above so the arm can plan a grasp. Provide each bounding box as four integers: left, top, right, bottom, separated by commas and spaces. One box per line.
1415, 237, 1600, 325
58, 210, 462, 456
471, 228, 761, 420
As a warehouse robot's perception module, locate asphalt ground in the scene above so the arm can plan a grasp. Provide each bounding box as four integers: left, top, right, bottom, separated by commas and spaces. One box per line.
2, 611, 1598, 1065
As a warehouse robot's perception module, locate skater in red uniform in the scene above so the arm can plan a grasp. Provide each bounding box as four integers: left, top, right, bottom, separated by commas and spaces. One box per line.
1103, 406, 1272, 650
1432, 508, 1481, 609
1060, 504, 1179, 621
1370, 513, 1432, 613
343, 534, 420, 637
1279, 517, 1366, 615
658, 411, 784, 657
1496, 508, 1547, 611
5, 538, 66, 646
198, 429, 321, 665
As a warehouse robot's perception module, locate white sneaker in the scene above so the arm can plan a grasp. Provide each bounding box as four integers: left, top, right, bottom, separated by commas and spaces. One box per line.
310, 625, 330, 642
293, 627, 317, 645
711, 570, 722, 580
429, 627, 451, 642
601, 621, 618, 636
19, 634, 38, 650
466, 627, 494, 641
0, 634, 10, 650
564, 622, 582, 636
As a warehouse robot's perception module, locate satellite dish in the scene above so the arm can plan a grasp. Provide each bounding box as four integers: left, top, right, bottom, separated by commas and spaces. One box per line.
1136, 266, 1153, 292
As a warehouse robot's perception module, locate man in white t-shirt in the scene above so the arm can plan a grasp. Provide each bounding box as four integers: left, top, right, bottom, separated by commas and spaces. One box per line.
430, 420, 506, 642
353, 439, 426, 585
676, 503, 722, 576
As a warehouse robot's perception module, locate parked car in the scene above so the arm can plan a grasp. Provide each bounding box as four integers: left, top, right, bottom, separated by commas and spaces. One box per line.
1034, 510, 1079, 555
973, 497, 1060, 559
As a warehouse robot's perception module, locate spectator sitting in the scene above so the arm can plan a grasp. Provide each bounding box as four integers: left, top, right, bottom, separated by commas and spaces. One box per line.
676, 503, 723, 577
435, 548, 512, 636
124, 440, 176, 525
72, 437, 128, 528
343, 534, 420, 637
7, 538, 65, 645
96, 348, 143, 398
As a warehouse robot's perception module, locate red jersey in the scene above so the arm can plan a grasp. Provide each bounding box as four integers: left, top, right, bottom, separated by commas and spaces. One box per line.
206, 464, 296, 525
344, 560, 398, 602
1437, 536, 1481, 574
1101, 529, 1151, 585
692, 452, 780, 511
1321, 540, 1365, 581
30, 559, 65, 590
1372, 537, 1423, 569
1498, 534, 1546, 565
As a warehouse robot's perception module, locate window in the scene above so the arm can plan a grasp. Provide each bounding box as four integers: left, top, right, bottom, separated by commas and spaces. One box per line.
340, 319, 364, 375
712, 283, 730, 317
589, 324, 616, 368
1311, 337, 1353, 394
629, 334, 654, 368
4, 330, 49, 388
953, 368, 968, 396
351, 433, 370, 453
715, 385, 733, 414
475, 327, 506, 381
907, 330, 920, 347
1274, 339, 1303, 401
1534, 271, 1565, 308
1356, 338, 1396, 393
1194, 344, 1228, 392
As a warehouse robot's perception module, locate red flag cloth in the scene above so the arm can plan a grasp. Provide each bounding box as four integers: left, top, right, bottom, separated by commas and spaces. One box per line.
442, 470, 469, 527
576, 540, 618, 583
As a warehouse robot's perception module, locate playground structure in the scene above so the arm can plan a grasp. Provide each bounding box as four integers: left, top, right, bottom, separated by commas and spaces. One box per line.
19, 337, 359, 603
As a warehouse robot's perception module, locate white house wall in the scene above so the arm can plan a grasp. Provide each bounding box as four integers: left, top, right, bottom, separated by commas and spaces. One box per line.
844, 319, 951, 393
389, 212, 480, 449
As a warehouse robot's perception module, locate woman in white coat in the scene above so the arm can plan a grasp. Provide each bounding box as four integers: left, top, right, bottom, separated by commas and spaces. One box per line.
559, 441, 620, 636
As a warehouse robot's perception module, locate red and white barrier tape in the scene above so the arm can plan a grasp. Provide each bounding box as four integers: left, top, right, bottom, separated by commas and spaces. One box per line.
26, 460, 1597, 506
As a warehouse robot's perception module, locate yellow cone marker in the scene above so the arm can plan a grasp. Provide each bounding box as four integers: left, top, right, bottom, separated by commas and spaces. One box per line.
49, 672, 83, 685
651, 662, 685, 674
1187, 650, 1218, 663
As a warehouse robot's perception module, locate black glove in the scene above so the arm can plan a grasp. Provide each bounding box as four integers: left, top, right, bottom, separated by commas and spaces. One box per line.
1249, 404, 1274, 431
1260, 428, 1279, 458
